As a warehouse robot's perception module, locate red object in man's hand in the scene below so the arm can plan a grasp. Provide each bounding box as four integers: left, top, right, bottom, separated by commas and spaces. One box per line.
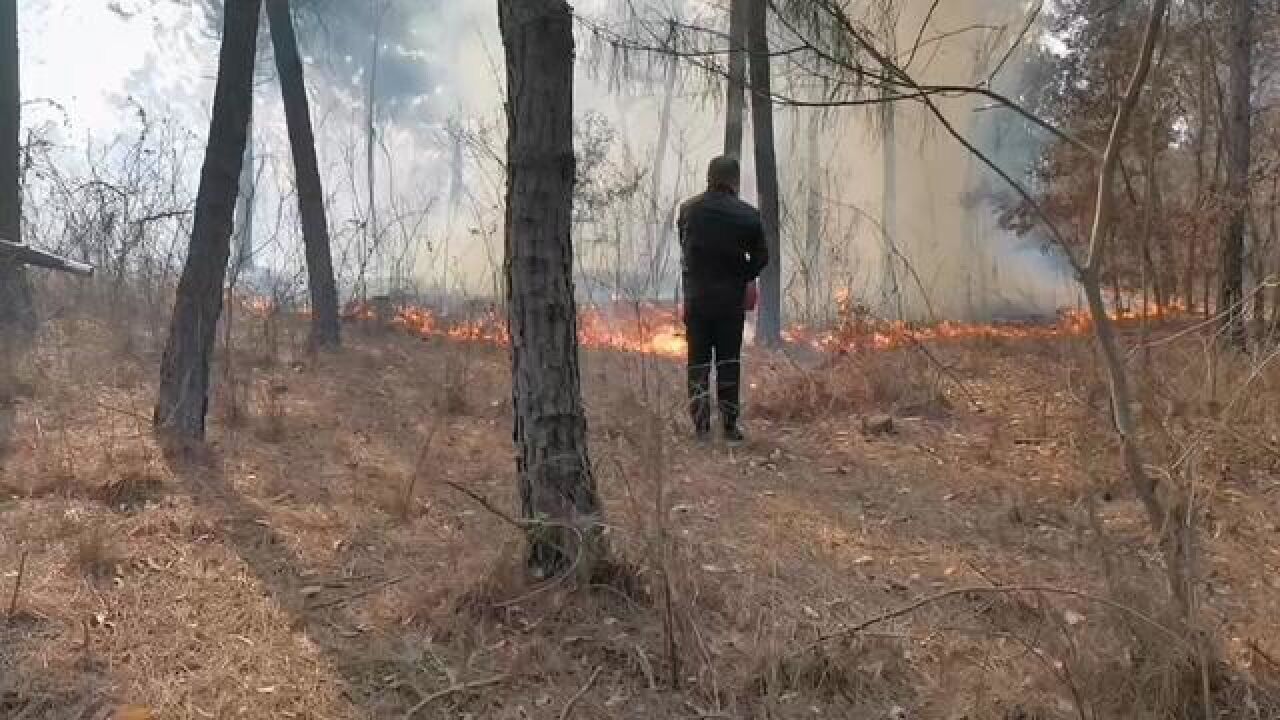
744, 281, 759, 312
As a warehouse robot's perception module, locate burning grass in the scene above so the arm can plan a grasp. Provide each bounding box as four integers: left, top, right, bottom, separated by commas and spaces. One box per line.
2, 297, 1280, 718
331, 290, 1198, 369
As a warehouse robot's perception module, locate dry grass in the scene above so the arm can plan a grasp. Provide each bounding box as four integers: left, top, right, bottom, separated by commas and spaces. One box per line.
751, 350, 953, 422
70, 520, 125, 581
3, 296, 1280, 718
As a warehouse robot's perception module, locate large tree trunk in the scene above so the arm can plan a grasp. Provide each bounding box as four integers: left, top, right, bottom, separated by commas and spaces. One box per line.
724, 0, 747, 157
747, 0, 782, 346
267, 0, 341, 349
154, 0, 261, 440
1218, 0, 1252, 349
0, 0, 34, 341
498, 0, 602, 579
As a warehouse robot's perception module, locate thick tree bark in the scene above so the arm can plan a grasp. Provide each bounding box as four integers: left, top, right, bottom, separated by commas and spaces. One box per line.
724, 0, 747, 157
154, 0, 261, 439
0, 0, 33, 341
498, 0, 602, 579
267, 0, 341, 349
747, 0, 782, 346
1218, 0, 1252, 350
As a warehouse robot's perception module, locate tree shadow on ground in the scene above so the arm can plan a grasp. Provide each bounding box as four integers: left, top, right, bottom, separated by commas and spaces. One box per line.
0, 611, 116, 719
157, 442, 463, 717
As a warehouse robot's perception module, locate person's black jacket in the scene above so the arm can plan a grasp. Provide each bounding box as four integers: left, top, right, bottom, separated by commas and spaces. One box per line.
676, 190, 769, 316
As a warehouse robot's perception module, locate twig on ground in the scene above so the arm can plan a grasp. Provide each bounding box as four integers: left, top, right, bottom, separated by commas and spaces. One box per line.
635, 644, 657, 690
792, 584, 1191, 660
7, 550, 27, 623
440, 481, 594, 609
492, 538, 584, 609
402, 417, 442, 519
559, 665, 602, 720
402, 674, 509, 719
442, 480, 526, 528
94, 400, 153, 425
307, 575, 409, 611
901, 332, 984, 411
1250, 639, 1280, 672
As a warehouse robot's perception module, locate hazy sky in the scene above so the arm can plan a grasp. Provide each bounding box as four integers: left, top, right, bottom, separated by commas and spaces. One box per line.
15, 0, 1076, 317
19, 1, 202, 138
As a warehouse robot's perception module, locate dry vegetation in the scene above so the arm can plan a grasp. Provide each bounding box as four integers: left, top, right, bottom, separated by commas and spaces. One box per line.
3, 289, 1280, 719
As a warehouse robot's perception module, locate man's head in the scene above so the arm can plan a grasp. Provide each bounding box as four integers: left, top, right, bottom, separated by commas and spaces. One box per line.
706, 155, 741, 194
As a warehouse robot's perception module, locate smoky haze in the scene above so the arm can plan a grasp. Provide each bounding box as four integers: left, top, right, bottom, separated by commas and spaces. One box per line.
21, 0, 1079, 323
428, 0, 1078, 322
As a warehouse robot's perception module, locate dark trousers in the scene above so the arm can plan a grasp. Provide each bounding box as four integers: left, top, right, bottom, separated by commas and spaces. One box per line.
685, 309, 745, 432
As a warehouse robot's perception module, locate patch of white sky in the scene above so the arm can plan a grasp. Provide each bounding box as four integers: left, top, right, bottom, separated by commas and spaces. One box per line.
19, 0, 208, 142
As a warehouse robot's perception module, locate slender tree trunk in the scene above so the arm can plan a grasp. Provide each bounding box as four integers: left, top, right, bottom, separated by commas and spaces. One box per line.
363, 4, 385, 301
444, 127, 464, 301
648, 21, 678, 292
233, 112, 256, 278
747, 0, 782, 346
1141, 125, 1160, 315
724, 0, 747, 157
223, 110, 252, 386
0, 0, 33, 341
804, 111, 824, 326
154, 0, 261, 439
1186, 234, 1198, 313
1143, 39, 1168, 313
880, 77, 901, 318
1269, 175, 1280, 338
1078, 0, 1190, 616
1218, 0, 1252, 349
267, 0, 341, 349
498, 0, 602, 579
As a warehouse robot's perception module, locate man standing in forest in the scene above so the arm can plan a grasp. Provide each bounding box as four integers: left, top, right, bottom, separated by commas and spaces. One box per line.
678, 155, 769, 445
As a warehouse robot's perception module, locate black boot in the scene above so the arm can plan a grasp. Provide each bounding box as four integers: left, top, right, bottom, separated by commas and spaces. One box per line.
723, 424, 745, 446
695, 423, 712, 444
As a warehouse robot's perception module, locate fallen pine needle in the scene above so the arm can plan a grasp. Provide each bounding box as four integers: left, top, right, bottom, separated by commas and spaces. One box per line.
6, 550, 27, 623
560, 666, 602, 720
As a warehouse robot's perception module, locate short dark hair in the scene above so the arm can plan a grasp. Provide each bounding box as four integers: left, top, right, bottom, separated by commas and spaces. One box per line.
707, 155, 740, 191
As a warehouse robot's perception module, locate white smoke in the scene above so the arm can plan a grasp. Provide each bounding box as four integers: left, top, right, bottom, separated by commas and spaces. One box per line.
19, 0, 1079, 322
423, 0, 1078, 321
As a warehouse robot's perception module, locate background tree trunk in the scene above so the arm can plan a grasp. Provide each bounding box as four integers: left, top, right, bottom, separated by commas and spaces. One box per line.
0, 0, 34, 341
1218, 0, 1252, 349
267, 0, 341, 349
498, 0, 602, 579
724, 0, 747, 158
232, 112, 256, 280
804, 111, 824, 325
879, 74, 901, 318
646, 21, 678, 292
747, 0, 782, 346
154, 0, 261, 439
361, 2, 386, 302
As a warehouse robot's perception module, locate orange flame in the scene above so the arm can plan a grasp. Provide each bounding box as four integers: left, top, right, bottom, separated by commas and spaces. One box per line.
323, 291, 1192, 359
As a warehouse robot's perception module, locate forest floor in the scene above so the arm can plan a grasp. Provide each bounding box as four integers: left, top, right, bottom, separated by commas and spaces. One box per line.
3, 306, 1280, 719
